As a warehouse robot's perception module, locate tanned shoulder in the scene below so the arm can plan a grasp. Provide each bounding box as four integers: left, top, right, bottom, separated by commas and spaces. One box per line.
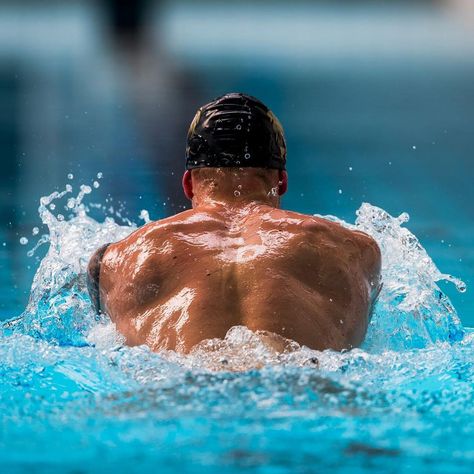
352, 230, 382, 302
353, 230, 381, 274
301, 215, 382, 283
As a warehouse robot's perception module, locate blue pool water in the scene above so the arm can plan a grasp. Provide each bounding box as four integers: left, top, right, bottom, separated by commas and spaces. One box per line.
1, 182, 473, 473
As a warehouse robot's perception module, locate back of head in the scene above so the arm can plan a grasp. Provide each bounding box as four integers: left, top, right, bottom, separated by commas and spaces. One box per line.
185, 93, 286, 171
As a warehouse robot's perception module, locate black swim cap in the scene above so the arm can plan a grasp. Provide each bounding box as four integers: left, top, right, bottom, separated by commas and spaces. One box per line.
185, 93, 286, 170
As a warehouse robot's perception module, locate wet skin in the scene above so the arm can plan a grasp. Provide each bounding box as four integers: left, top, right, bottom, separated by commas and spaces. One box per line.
93, 188, 382, 353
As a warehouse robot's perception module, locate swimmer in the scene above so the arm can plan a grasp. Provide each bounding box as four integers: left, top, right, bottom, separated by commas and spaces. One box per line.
87, 93, 382, 353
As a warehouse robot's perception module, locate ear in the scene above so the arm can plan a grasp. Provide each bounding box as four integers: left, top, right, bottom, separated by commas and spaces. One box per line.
278, 170, 288, 196
182, 170, 194, 200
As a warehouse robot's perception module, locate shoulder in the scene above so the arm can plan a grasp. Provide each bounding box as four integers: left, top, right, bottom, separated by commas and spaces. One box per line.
93, 209, 204, 269
85, 217, 173, 308
295, 213, 356, 241
102, 211, 192, 253
352, 230, 381, 263
118, 209, 199, 242
295, 212, 380, 252
291, 213, 381, 272
350, 230, 382, 285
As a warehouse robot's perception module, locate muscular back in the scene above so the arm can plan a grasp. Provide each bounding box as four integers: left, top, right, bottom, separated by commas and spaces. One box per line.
92, 204, 381, 353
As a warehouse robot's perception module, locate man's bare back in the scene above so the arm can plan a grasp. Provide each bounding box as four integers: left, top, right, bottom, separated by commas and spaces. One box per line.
87, 93, 381, 354
91, 202, 380, 353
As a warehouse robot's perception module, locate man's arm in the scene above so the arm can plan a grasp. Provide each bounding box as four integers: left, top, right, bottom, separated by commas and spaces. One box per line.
86, 243, 111, 314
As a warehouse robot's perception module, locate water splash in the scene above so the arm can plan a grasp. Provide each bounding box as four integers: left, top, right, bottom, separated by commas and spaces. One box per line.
354, 203, 465, 350
4, 181, 135, 346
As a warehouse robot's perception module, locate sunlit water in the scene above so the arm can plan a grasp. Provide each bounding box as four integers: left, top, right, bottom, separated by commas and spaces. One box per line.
1, 180, 473, 474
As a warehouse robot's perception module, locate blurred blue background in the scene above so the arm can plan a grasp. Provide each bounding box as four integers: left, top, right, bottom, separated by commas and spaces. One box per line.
0, 0, 473, 324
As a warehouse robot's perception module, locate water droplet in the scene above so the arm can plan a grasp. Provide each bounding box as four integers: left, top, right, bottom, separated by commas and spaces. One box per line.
236, 124, 241, 130
67, 173, 73, 180
80, 185, 92, 194
398, 212, 410, 223
268, 187, 278, 197
338, 189, 343, 195
32, 227, 39, 236
97, 172, 103, 179
65, 184, 72, 192
234, 190, 241, 197
67, 198, 75, 209
20, 237, 28, 245
244, 153, 251, 159
93, 181, 100, 189
139, 209, 151, 223
412, 145, 417, 150
237, 185, 242, 190
49, 203, 56, 210
348, 166, 353, 171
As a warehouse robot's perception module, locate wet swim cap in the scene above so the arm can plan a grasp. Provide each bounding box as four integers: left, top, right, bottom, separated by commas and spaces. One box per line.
185, 93, 286, 170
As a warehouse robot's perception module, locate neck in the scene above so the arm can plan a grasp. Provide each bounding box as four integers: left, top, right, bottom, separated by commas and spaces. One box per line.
190, 168, 281, 210
192, 191, 280, 210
